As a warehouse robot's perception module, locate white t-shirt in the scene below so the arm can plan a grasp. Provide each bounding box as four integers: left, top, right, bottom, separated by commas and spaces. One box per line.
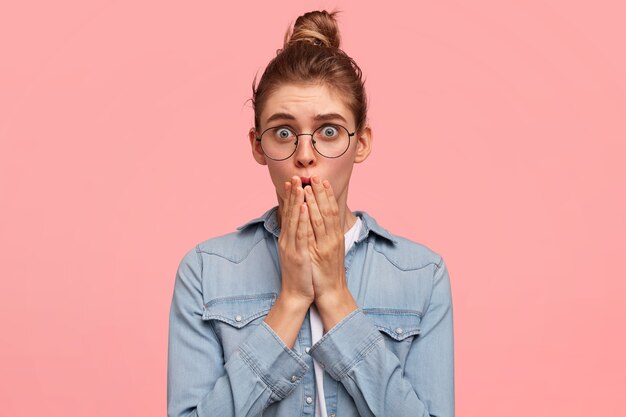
309, 216, 363, 417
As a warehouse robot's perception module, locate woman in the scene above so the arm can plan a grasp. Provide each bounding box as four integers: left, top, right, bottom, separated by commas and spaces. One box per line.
168, 10, 454, 417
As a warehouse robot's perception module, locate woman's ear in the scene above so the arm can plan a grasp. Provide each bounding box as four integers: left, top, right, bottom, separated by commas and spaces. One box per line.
249, 127, 267, 165
354, 126, 373, 164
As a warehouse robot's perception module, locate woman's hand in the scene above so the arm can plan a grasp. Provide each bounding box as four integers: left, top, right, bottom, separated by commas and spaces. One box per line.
276, 176, 315, 307
264, 176, 314, 349
304, 176, 358, 331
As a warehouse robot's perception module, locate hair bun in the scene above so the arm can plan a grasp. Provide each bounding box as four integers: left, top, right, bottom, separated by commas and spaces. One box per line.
283, 10, 341, 49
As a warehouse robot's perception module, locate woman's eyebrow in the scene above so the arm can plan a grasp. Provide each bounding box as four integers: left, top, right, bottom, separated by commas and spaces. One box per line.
314, 113, 348, 123
266, 112, 348, 124
266, 112, 296, 124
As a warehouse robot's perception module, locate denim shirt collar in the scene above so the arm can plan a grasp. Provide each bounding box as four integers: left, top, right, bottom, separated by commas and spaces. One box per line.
236, 206, 398, 245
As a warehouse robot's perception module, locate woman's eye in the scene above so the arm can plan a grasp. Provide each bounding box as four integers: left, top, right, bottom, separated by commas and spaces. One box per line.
321, 126, 338, 137
276, 128, 293, 139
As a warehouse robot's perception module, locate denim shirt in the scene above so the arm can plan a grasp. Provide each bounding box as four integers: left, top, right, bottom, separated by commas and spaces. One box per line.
167, 206, 455, 417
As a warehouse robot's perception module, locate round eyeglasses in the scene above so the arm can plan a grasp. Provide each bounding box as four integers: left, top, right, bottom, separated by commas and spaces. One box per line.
256, 124, 355, 161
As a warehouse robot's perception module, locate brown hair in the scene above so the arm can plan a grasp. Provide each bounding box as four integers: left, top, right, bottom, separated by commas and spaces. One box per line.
251, 10, 368, 133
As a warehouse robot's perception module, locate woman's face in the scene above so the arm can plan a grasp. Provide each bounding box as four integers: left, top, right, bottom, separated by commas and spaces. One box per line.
249, 83, 372, 213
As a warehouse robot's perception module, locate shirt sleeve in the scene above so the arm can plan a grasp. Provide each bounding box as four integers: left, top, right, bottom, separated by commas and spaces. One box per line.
309, 257, 455, 417
167, 246, 309, 417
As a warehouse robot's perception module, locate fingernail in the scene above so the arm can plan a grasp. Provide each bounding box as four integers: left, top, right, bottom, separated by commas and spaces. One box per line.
305, 185, 312, 193
312, 176, 320, 184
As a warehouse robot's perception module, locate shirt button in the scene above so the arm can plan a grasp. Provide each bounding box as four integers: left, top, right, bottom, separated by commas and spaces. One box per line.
304, 347, 311, 354
291, 375, 297, 382
306, 396, 313, 404
329, 414, 336, 417
235, 315, 242, 322
395, 327, 403, 334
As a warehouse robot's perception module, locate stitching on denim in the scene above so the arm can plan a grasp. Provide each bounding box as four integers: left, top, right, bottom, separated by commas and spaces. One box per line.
377, 327, 420, 340
240, 344, 294, 400
261, 322, 310, 368
310, 308, 361, 349
362, 309, 423, 339
239, 336, 303, 401
238, 345, 282, 397
425, 256, 445, 318
262, 234, 281, 277
334, 333, 384, 380
203, 309, 271, 327
205, 293, 277, 307
203, 293, 277, 324
362, 308, 423, 318
197, 233, 266, 264
309, 311, 383, 379
371, 243, 439, 272
194, 245, 203, 278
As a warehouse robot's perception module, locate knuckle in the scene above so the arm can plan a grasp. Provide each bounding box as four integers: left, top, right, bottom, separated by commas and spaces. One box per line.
321, 207, 333, 217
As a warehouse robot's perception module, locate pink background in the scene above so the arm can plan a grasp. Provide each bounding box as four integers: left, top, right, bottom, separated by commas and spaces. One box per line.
1, 1, 625, 415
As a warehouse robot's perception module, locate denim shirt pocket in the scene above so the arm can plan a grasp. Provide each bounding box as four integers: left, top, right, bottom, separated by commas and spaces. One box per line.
363, 308, 422, 362
202, 292, 277, 361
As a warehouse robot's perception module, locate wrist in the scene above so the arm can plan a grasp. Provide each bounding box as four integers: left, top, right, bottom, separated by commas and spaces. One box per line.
265, 293, 311, 350
276, 292, 313, 313
314, 289, 358, 332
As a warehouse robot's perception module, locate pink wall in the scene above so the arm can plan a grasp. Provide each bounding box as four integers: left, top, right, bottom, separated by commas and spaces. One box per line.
1, 1, 625, 415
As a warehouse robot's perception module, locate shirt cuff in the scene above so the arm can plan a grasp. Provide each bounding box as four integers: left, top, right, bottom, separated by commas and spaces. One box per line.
309, 308, 383, 381
238, 321, 309, 400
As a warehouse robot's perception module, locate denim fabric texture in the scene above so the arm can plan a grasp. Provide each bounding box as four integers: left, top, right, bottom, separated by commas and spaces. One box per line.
167, 206, 455, 417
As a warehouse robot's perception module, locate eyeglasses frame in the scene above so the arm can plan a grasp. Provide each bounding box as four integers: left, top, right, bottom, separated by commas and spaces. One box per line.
255, 124, 356, 161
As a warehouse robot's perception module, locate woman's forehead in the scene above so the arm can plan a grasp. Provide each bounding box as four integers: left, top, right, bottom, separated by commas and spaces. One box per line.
261, 83, 354, 126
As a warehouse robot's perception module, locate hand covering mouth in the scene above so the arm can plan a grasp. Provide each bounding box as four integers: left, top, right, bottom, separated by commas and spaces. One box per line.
300, 177, 311, 188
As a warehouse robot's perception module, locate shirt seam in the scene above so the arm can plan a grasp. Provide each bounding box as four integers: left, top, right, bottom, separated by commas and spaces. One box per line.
334, 332, 384, 380
194, 244, 203, 277
310, 310, 384, 380
260, 322, 310, 369
197, 234, 266, 264
370, 245, 439, 272
425, 256, 445, 316
237, 345, 282, 397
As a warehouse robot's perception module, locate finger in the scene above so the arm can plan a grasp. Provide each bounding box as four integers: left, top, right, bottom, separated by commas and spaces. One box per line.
311, 176, 335, 233
304, 183, 326, 239
306, 206, 316, 250
281, 181, 291, 222
288, 176, 298, 213
281, 178, 295, 230
287, 177, 304, 244
281, 177, 297, 246
323, 179, 342, 233
296, 202, 310, 253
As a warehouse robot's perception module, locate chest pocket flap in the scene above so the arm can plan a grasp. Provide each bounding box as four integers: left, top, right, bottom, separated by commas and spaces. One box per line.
202, 292, 277, 328
363, 308, 422, 341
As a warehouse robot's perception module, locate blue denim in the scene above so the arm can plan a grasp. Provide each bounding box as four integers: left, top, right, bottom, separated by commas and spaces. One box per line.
168, 206, 454, 417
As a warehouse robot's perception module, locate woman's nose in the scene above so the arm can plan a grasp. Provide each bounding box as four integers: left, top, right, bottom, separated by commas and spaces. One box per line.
294, 135, 317, 167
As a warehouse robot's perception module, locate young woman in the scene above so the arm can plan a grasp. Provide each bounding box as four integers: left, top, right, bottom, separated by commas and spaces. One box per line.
168, 10, 454, 417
